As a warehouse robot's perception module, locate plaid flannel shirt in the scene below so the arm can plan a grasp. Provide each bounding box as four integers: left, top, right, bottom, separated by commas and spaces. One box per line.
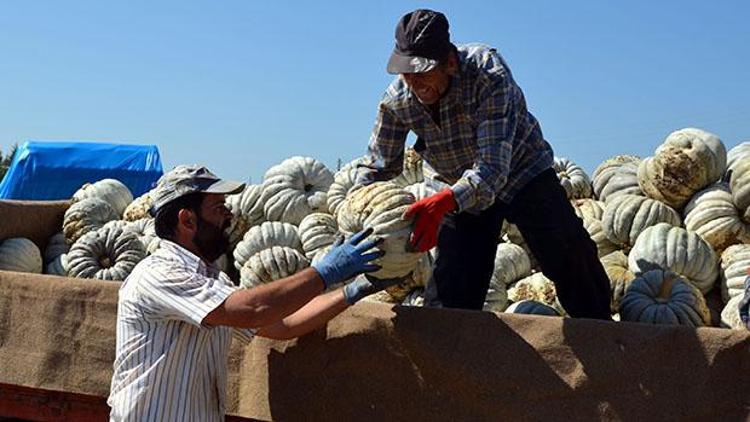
357, 43, 553, 213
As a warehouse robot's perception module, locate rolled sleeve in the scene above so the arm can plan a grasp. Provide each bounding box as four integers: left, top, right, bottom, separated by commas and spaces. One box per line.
356, 102, 410, 185
138, 268, 237, 327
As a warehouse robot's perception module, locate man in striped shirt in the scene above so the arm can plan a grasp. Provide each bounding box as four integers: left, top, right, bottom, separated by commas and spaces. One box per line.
357, 9, 611, 319
108, 165, 400, 421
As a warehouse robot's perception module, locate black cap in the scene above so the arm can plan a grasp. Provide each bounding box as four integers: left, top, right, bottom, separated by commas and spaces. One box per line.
387, 9, 452, 75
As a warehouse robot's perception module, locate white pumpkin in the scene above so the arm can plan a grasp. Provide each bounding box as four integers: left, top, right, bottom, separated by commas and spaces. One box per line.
507, 273, 565, 315
326, 158, 364, 218
298, 213, 339, 261
123, 218, 160, 254
600, 250, 636, 313
720, 295, 746, 329
385, 248, 435, 301
225, 184, 265, 248
72, 178, 134, 217
725, 141, 750, 176
601, 194, 681, 251
63, 198, 119, 244
337, 182, 421, 279
719, 244, 750, 303
683, 183, 748, 252
583, 217, 619, 258
553, 157, 592, 199
239, 246, 310, 288
0, 237, 43, 273
571, 198, 605, 222
619, 269, 711, 327
627, 223, 719, 294
403, 181, 437, 202
261, 156, 334, 225
592, 155, 643, 202
729, 157, 750, 224
492, 243, 531, 286
67, 224, 146, 281
44, 232, 69, 265
483, 280, 509, 312
501, 222, 540, 271
233, 221, 302, 271
122, 190, 155, 222
638, 128, 727, 209
391, 147, 424, 187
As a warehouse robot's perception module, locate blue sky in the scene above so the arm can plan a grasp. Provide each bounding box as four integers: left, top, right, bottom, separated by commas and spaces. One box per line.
1, 1, 748, 183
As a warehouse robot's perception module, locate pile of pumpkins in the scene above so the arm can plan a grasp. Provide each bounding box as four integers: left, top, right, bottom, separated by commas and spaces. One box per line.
0, 127, 748, 330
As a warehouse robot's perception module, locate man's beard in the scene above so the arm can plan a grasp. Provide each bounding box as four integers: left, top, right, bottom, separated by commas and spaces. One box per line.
193, 215, 230, 263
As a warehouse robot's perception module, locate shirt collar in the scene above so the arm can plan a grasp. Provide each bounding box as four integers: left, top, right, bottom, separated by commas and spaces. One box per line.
158, 239, 208, 273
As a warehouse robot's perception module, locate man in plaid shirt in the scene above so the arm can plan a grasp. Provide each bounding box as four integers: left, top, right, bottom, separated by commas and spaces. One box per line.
357, 9, 611, 319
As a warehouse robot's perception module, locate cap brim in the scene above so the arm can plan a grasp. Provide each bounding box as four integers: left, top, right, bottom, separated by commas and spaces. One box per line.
203, 180, 245, 195
387, 50, 439, 74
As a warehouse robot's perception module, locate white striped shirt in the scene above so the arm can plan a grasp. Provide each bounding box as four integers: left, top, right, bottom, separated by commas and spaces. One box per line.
108, 240, 254, 422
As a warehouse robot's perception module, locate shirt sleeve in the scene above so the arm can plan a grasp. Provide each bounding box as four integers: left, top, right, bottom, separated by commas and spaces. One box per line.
451, 53, 518, 212
355, 101, 410, 185
137, 266, 237, 328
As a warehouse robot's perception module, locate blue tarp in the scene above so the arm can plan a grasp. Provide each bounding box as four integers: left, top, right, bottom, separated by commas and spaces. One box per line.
0, 141, 163, 200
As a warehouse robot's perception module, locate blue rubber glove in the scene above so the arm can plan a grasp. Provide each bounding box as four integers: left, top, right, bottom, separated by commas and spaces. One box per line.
312, 228, 384, 289
343, 273, 410, 305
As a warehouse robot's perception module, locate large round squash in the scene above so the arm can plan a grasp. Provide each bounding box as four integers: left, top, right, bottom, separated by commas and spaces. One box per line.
44, 232, 69, 265
583, 217, 619, 258
507, 273, 564, 315
492, 243, 531, 286
46, 253, 69, 276
726, 141, 750, 176
483, 279, 509, 312
63, 198, 119, 244
337, 182, 421, 279
122, 189, 154, 222
225, 184, 265, 248
123, 218, 160, 254
553, 157, 592, 199
601, 194, 681, 250
729, 157, 750, 224
627, 223, 718, 294
683, 183, 748, 252
233, 221, 301, 271
72, 178, 134, 217
619, 269, 711, 327
719, 244, 750, 303
298, 213, 339, 261
261, 156, 334, 225
239, 246, 310, 288
67, 224, 146, 281
638, 128, 726, 209
600, 250, 636, 313
592, 155, 642, 202
720, 295, 746, 329
326, 158, 364, 218
0, 237, 43, 273
571, 198, 605, 222
404, 181, 437, 202
391, 147, 424, 187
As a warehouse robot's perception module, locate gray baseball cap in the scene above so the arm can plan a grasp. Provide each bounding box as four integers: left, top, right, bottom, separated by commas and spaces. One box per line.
150, 165, 245, 214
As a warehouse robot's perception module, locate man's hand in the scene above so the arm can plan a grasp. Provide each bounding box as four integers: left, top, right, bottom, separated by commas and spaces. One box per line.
403, 188, 457, 252
343, 273, 410, 305
311, 228, 384, 289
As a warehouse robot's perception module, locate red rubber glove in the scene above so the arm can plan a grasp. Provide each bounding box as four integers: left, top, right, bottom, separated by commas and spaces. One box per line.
403, 189, 457, 252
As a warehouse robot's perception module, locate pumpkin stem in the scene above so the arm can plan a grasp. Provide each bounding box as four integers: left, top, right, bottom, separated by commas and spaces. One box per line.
99, 256, 112, 268
656, 271, 676, 303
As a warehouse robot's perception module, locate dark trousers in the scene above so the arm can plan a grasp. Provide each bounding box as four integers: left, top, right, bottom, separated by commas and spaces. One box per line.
424, 168, 612, 320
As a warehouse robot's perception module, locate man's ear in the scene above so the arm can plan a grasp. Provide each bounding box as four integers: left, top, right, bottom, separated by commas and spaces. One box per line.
446, 51, 459, 75
177, 208, 197, 233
